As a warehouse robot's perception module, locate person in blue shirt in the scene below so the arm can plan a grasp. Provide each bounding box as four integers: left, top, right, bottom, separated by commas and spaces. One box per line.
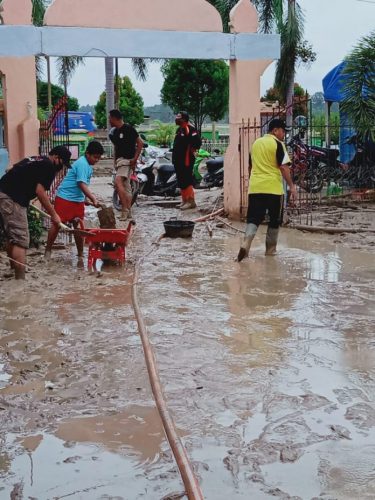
44, 141, 104, 261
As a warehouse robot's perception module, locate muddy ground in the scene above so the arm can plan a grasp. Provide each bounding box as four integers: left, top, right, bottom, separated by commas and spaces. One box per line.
0, 176, 374, 499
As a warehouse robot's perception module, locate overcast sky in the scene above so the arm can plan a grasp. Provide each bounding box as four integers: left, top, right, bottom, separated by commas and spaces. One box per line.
50, 0, 375, 107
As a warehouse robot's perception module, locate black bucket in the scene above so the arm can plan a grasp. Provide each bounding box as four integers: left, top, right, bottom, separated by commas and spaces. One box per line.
163, 218, 195, 238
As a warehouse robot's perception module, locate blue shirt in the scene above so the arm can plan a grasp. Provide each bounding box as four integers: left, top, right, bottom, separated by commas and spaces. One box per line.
57, 155, 93, 202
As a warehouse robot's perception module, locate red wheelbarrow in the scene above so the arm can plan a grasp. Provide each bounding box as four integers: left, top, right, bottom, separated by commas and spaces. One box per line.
84, 221, 134, 270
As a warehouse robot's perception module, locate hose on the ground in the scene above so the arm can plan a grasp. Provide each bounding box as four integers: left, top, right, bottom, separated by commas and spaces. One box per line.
131, 256, 204, 500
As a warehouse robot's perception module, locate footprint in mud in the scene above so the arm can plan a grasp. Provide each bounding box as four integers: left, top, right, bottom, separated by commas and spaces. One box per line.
345, 403, 375, 430
333, 387, 370, 404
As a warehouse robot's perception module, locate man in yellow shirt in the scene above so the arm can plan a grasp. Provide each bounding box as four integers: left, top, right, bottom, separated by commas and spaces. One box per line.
237, 119, 297, 262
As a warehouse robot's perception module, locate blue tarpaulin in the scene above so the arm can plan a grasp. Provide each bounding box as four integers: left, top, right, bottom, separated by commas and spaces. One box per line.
322, 62, 355, 161
322, 62, 349, 103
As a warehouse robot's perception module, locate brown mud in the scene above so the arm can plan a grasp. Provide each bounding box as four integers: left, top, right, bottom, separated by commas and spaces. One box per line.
0, 176, 374, 499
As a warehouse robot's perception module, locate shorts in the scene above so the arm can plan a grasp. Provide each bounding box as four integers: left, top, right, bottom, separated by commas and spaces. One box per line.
115, 158, 132, 195
0, 192, 29, 248
54, 196, 85, 223
246, 193, 284, 229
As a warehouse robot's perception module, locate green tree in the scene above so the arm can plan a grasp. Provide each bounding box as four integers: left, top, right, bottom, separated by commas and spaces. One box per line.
37, 81, 79, 111
95, 76, 144, 129
147, 121, 176, 148
161, 59, 229, 134
209, 1, 315, 127
341, 31, 375, 141
261, 82, 308, 118
312, 112, 340, 145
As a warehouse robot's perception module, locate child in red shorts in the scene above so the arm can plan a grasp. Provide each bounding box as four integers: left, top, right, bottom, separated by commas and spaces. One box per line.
45, 141, 104, 261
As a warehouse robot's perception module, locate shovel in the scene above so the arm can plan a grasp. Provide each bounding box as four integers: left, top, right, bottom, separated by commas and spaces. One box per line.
30, 204, 94, 237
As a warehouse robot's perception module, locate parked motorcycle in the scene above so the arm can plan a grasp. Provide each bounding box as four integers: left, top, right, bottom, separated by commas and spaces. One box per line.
112, 152, 178, 210
332, 135, 375, 188
288, 129, 335, 193
199, 153, 224, 188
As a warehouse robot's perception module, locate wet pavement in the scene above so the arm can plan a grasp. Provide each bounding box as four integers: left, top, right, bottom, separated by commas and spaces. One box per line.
0, 178, 374, 499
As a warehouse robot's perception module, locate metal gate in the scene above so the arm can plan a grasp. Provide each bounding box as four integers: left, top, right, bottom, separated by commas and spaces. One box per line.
39, 96, 70, 201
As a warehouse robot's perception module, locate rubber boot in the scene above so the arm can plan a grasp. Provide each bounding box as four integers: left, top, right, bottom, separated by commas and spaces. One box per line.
265, 227, 279, 255
180, 198, 197, 210
237, 223, 257, 262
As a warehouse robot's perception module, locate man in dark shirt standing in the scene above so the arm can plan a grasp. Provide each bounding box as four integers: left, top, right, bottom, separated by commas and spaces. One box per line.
0, 146, 71, 279
108, 109, 143, 220
172, 111, 201, 210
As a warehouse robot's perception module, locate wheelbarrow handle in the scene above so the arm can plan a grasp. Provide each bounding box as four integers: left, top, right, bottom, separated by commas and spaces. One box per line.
30, 204, 92, 236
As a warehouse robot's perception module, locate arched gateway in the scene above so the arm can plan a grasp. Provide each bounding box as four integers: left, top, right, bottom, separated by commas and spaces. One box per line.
0, 0, 279, 217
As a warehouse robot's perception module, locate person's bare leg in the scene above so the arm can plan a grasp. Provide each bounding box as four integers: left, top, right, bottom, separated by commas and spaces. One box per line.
45, 224, 60, 260
72, 220, 84, 257
10, 245, 26, 279
6, 242, 15, 269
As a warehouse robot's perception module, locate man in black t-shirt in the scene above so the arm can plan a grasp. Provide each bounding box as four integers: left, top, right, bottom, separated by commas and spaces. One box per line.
108, 109, 143, 220
0, 145, 71, 279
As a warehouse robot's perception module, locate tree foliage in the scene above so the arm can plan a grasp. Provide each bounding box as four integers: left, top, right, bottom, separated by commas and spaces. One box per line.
55, 56, 85, 93
261, 82, 308, 117
37, 81, 79, 111
208, 0, 316, 106
95, 76, 144, 129
341, 31, 375, 141
161, 59, 229, 133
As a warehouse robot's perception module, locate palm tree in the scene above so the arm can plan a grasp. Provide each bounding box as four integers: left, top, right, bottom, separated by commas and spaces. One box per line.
32, 0, 155, 127
31, 0, 46, 81
105, 58, 115, 130
55, 56, 85, 97
273, 0, 304, 127
341, 31, 375, 141
32, 0, 84, 111
209, 0, 313, 127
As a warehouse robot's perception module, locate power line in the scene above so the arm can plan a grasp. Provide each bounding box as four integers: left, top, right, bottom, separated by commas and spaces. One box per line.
356, 0, 375, 4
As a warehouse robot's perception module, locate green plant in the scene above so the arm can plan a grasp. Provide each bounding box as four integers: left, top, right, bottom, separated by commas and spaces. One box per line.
341, 31, 375, 141
95, 75, 144, 129
37, 107, 46, 121
311, 112, 340, 145
27, 207, 44, 248
147, 121, 176, 147
37, 81, 79, 112
161, 59, 229, 134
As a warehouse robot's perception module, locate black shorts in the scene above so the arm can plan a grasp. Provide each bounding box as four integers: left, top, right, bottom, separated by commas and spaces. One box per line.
246, 193, 284, 229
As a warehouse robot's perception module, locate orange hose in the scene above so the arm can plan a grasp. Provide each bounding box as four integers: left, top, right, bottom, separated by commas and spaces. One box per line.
131, 262, 204, 500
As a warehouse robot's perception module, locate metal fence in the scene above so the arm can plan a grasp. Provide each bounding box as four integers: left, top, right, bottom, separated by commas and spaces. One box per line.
201, 139, 229, 155
239, 99, 375, 223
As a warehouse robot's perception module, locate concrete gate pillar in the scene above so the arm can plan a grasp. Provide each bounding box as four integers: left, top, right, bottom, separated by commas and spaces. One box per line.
224, 0, 273, 219
0, 0, 39, 166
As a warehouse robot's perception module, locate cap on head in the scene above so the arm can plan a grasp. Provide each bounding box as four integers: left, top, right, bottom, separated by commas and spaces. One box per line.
268, 118, 286, 132
49, 145, 71, 167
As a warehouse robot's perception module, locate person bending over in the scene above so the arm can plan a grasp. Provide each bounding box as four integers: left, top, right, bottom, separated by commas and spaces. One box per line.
45, 141, 104, 261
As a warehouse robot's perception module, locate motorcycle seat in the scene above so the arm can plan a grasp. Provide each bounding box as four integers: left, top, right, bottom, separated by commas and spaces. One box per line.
206, 157, 224, 173
158, 164, 176, 174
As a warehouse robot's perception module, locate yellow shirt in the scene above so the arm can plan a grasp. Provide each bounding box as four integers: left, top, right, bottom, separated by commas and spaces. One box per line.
248, 134, 291, 195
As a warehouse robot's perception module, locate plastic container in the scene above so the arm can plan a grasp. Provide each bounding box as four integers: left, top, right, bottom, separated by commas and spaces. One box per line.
163, 218, 195, 238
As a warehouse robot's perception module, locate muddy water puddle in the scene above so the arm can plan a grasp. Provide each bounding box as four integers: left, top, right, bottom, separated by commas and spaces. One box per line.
1, 200, 374, 498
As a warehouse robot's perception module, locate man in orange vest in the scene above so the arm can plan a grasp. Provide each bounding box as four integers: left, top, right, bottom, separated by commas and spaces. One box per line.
172, 111, 202, 210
